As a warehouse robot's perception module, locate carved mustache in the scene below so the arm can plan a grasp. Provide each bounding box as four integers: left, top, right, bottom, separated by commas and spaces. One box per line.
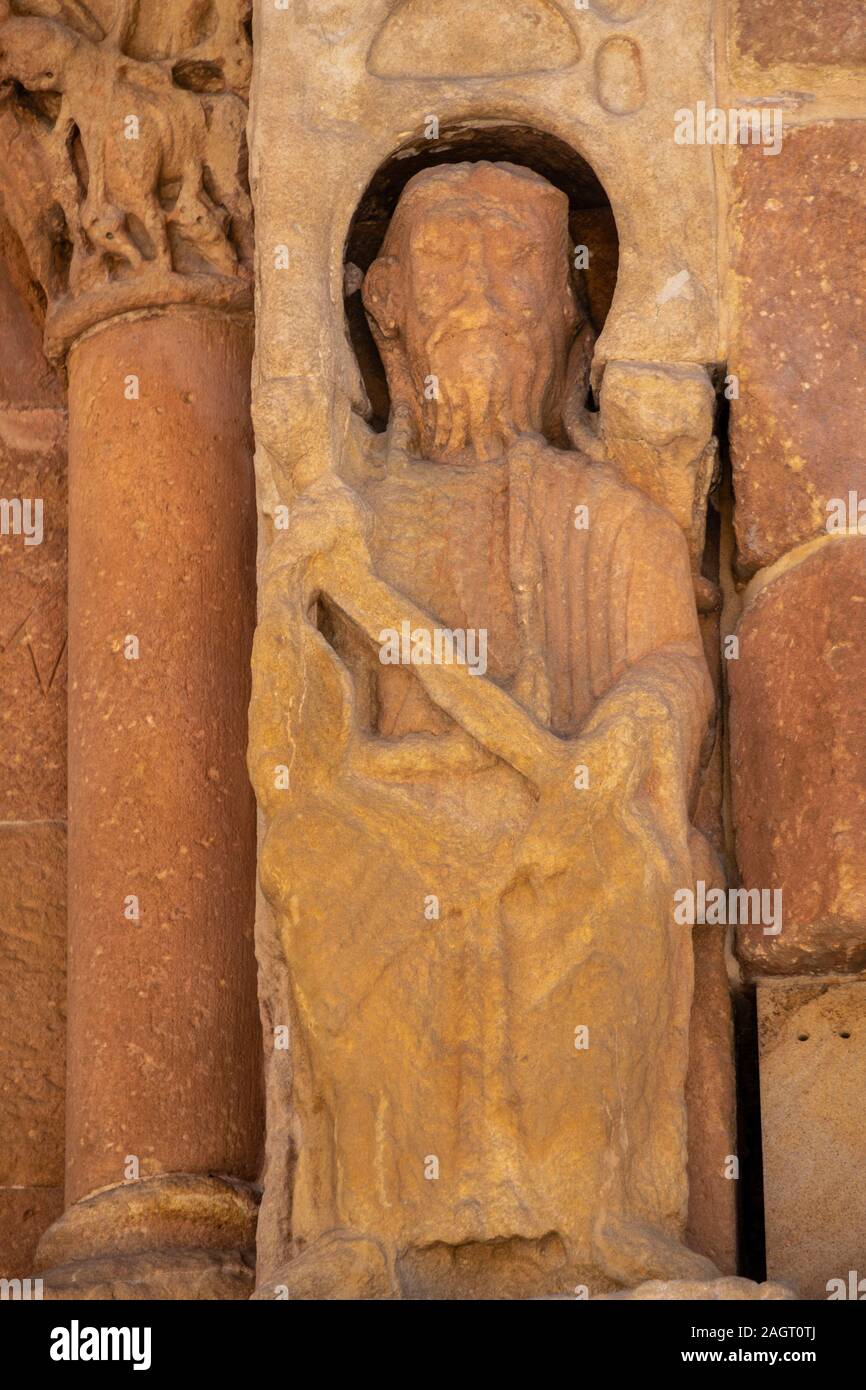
424, 315, 536, 354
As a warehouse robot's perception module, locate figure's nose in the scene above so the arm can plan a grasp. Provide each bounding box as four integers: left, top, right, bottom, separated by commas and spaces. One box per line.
467, 240, 497, 296
455, 242, 504, 319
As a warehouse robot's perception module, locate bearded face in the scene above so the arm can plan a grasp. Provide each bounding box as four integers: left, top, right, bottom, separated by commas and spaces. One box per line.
363, 164, 578, 464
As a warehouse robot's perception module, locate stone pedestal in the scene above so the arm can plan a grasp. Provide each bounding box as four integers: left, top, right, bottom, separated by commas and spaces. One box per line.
758, 981, 866, 1300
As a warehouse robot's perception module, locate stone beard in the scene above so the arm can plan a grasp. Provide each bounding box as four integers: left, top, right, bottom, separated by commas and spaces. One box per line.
250, 160, 718, 1300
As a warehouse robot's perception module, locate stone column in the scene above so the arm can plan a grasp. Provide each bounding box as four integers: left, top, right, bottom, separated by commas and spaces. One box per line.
0, 4, 263, 1298
35, 308, 262, 1299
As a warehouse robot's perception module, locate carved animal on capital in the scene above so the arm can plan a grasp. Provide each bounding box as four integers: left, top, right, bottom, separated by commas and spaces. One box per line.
0, 0, 251, 284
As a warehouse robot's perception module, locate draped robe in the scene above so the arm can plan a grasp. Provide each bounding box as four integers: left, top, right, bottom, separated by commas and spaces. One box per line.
251, 433, 714, 1294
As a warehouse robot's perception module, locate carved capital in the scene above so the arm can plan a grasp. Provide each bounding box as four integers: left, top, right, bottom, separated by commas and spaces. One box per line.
0, 0, 253, 357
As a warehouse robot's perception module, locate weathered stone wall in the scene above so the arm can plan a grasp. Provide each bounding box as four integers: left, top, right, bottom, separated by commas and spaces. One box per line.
724, 0, 866, 1294
0, 212, 66, 1278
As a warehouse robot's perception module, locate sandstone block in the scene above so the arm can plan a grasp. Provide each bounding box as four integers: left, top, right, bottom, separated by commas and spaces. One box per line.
732, 0, 866, 70
758, 980, 866, 1300
731, 539, 866, 975
0, 822, 65, 1187
0, 1187, 62, 1281
730, 125, 866, 574
0, 413, 67, 820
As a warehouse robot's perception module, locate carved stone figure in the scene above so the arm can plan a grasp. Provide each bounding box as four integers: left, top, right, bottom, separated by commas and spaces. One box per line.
249, 161, 720, 1299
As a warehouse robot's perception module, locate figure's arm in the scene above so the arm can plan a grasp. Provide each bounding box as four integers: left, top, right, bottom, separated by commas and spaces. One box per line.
349, 728, 495, 780
259, 475, 562, 790
320, 486, 713, 795
312, 547, 564, 789
267, 469, 711, 803
579, 502, 714, 797
260, 468, 560, 787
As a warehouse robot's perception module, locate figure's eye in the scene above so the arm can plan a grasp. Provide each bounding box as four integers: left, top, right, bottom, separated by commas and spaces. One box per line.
415, 239, 454, 262
490, 238, 536, 264
44, 70, 54, 78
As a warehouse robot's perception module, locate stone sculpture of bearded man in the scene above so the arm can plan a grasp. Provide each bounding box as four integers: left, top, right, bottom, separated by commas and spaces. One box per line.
249, 161, 718, 1299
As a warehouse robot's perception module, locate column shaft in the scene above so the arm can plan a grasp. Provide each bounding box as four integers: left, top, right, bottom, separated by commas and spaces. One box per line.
39, 307, 262, 1299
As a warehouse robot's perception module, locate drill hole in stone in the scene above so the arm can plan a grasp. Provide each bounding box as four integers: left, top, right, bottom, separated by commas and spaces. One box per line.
344, 122, 619, 431
839, 1030, 851, 1039
797, 1033, 810, 1042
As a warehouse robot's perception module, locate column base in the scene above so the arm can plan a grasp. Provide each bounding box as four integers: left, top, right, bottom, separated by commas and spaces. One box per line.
36, 1173, 258, 1301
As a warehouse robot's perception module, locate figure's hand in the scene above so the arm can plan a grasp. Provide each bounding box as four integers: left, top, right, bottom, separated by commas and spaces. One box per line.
264, 474, 371, 587
523, 709, 654, 858
566, 709, 653, 806
530, 711, 653, 828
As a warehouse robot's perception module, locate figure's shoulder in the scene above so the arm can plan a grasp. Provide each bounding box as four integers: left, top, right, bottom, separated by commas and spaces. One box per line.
509, 437, 686, 555
579, 459, 688, 554
539, 444, 680, 538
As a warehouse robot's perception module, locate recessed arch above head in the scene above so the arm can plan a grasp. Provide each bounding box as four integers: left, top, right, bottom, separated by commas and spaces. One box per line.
343, 121, 620, 431
368, 0, 581, 80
